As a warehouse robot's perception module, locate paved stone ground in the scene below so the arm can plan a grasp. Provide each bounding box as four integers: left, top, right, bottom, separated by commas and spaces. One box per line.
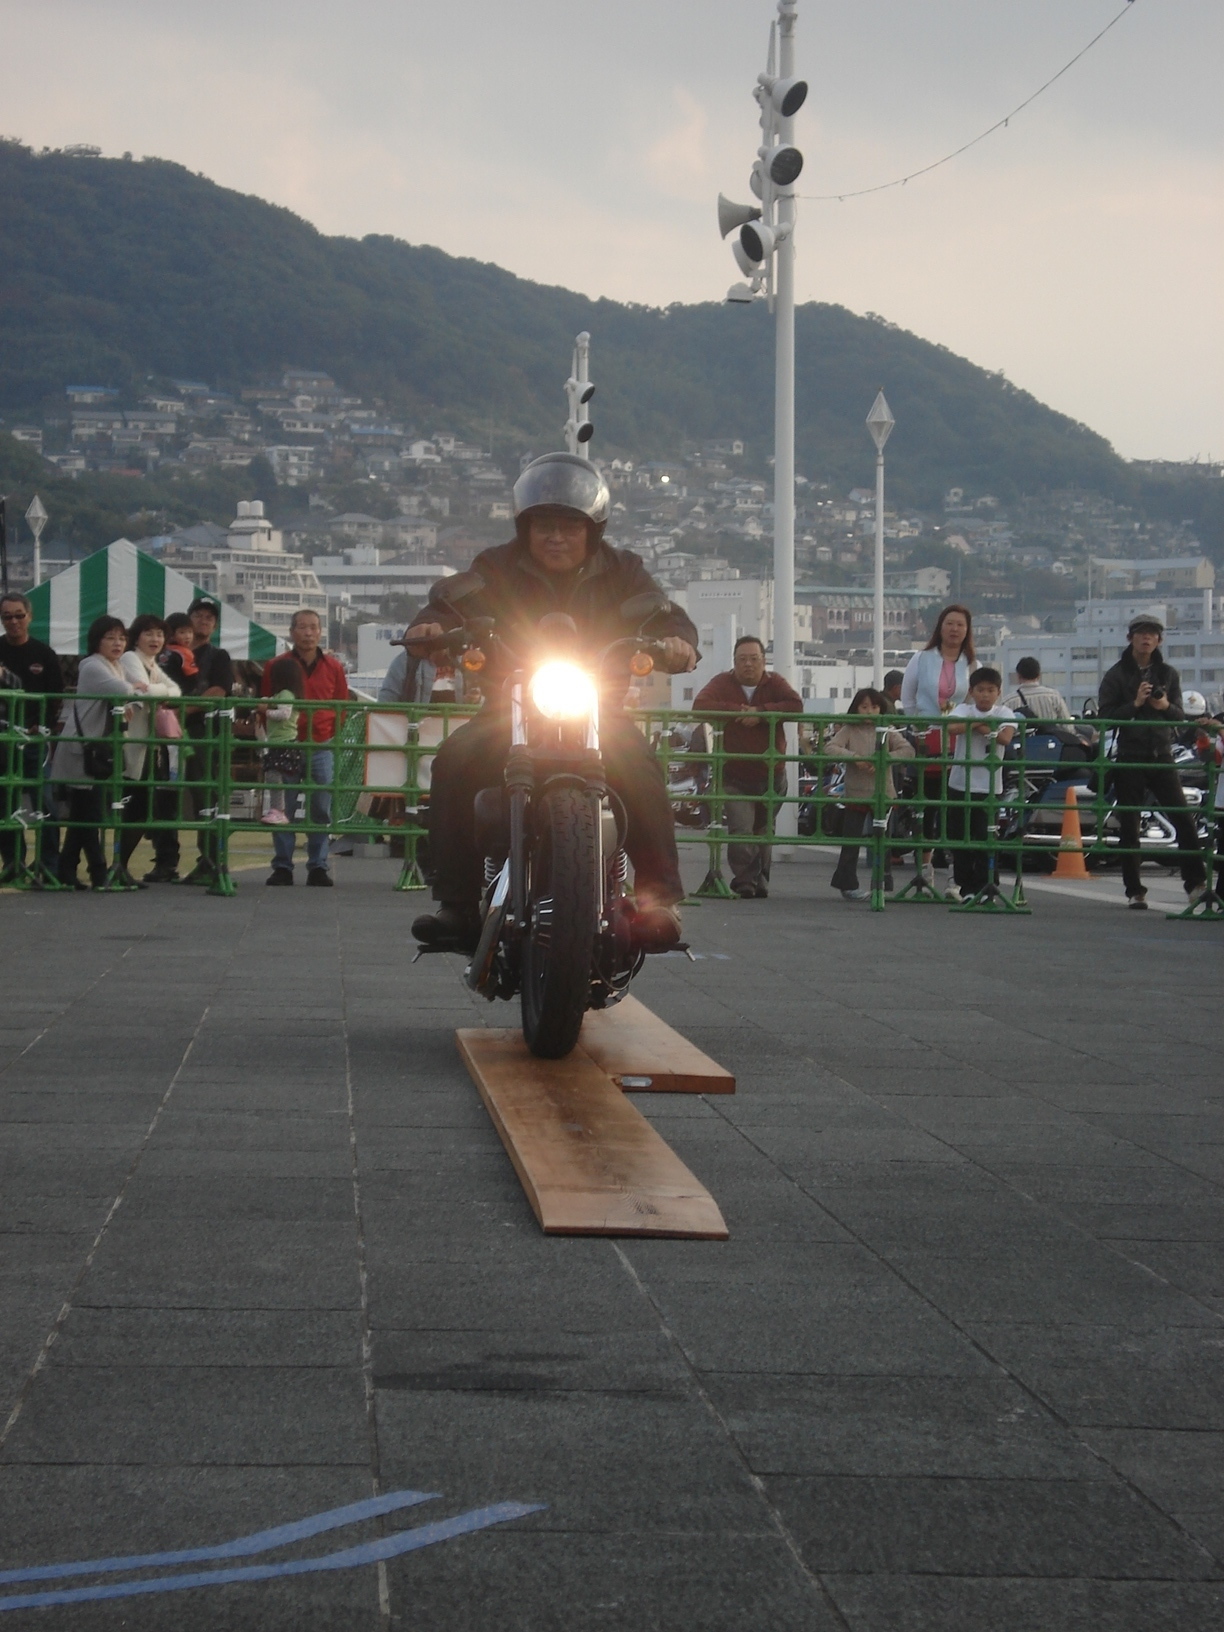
0, 850, 1221, 1630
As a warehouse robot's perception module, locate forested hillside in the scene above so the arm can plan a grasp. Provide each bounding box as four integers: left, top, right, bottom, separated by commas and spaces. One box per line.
0, 139, 1138, 513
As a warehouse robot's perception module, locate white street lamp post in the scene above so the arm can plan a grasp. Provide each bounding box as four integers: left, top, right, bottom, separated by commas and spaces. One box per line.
25, 494, 48, 587
564, 332, 595, 456
865, 392, 895, 688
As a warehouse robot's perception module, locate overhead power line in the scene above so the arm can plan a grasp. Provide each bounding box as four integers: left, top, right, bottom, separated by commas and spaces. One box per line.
800, 1, 1138, 203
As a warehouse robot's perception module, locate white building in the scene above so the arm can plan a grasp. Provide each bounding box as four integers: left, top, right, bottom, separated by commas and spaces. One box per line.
999, 595, 1224, 712
311, 549, 453, 617
670, 578, 813, 705
166, 500, 329, 641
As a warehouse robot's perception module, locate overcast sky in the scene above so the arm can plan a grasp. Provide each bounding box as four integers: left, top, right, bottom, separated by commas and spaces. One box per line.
4, 0, 1220, 460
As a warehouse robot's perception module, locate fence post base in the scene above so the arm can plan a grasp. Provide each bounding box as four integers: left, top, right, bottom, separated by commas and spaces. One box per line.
892, 869, 949, 905
1166, 886, 1224, 921
689, 830, 734, 900
394, 833, 428, 892
207, 867, 237, 898
949, 879, 1031, 915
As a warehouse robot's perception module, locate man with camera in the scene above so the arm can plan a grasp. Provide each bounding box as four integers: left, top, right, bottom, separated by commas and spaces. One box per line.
1098, 613, 1206, 910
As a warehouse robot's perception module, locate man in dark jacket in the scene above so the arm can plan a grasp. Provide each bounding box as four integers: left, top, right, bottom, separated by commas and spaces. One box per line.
0, 591, 64, 884
1098, 612, 1206, 909
405, 453, 698, 952
692, 635, 802, 898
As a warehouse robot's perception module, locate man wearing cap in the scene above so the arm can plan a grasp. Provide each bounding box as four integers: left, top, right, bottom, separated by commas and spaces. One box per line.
171, 595, 235, 886
1098, 613, 1206, 909
882, 670, 906, 714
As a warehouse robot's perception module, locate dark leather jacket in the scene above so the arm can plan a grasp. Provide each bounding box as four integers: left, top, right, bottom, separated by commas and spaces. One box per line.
1098, 649, 1185, 763
414, 538, 698, 707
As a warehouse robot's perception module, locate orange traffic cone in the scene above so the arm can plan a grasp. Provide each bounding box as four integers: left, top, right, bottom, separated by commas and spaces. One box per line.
1051, 784, 1093, 880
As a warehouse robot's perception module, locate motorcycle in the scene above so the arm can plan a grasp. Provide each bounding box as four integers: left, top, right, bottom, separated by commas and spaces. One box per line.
998, 730, 1210, 868
425, 587, 679, 1059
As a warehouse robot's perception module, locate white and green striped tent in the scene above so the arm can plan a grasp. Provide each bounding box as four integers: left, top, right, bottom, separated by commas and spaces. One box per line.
27, 538, 283, 660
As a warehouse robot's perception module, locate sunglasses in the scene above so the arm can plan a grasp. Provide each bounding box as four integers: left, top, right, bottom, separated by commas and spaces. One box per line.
1, 610, 30, 621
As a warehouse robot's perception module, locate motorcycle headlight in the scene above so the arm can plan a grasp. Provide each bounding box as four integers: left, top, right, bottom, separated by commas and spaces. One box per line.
529, 660, 598, 722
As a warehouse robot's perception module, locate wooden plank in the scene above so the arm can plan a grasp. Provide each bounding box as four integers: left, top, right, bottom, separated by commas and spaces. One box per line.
456, 1029, 728, 1239
577, 994, 735, 1094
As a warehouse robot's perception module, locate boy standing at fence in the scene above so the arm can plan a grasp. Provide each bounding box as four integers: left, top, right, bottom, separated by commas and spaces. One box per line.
946, 668, 1016, 902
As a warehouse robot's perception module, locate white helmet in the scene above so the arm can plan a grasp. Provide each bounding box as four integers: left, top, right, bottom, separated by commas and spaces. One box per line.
513, 451, 610, 542
1183, 690, 1207, 716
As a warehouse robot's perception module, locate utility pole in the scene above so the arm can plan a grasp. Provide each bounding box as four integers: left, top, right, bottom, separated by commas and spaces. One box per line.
717, 2, 808, 839
563, 332, 595, 456
0, 499, 8, 594
717, 0, 807, 688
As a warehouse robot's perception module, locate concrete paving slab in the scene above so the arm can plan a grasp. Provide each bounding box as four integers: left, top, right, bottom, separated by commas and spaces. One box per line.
1, 856, 1220, 1626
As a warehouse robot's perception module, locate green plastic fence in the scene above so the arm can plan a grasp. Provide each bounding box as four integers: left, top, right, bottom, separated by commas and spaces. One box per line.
1, 690, 1219, 920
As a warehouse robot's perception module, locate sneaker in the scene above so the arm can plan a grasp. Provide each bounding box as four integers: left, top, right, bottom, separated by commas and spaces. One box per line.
306, 867, 334, 887
266, 868, 294, 886
753, 883, 769, 898
1186, 883, 1208, 908
142, 865, 179, 884
920, 862, 936, 889
412, 903, 481, 952
260, 809, 290, 826
730, 880, 756, 899
840, 888, 868, 901
1127, 891, 1148, 910
179, 861, 216, 886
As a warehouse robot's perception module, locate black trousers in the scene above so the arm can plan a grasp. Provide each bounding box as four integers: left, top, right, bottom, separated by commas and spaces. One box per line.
946, 788, 992, 895
58, 786, 107, 885
120, 776, 179, 869
1113, 763, 1205, 897
427, 710, 684, 908
830, 806, 895, 893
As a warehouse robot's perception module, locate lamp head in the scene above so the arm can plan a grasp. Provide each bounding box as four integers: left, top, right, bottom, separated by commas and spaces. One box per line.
767, 145, 804, 187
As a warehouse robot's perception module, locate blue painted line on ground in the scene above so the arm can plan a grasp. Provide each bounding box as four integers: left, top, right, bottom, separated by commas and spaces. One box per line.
0, 1502, 546, 1613
0, 1489, 438, 1588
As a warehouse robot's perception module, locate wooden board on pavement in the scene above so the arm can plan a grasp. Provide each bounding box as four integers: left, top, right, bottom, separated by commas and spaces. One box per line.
577, 993, 735, 1094
456, 1028, 728, 1239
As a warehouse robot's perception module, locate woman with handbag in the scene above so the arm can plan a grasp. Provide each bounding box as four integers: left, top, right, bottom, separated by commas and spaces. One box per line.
899, 604, 975, 891
50, 616, 142, 890
118, 614, 181, 884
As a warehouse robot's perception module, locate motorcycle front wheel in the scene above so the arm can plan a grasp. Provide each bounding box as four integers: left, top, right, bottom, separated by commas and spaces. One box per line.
521, 785, 601, 1059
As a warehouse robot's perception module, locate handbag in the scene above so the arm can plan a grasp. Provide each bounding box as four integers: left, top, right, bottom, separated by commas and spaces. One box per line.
155, 703, 183, 739
71, 701, 116, 780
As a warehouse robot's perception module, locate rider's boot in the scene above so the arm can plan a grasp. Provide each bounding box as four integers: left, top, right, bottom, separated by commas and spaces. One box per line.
412, 902, 482, 954
632, 897, 684, 953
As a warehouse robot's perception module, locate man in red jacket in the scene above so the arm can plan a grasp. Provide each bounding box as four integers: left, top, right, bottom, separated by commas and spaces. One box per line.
260, 609, 350, 887
693, 635, 802, 898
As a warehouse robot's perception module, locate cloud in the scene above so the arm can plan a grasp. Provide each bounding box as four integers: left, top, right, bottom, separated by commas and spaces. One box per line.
1, 0, 1220, 458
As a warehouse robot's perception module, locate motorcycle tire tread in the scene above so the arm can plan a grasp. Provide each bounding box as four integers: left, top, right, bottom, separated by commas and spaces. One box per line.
521, 786, 601, 1060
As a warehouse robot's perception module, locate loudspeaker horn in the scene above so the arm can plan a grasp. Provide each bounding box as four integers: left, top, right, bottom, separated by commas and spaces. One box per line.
717, 193, 762, 239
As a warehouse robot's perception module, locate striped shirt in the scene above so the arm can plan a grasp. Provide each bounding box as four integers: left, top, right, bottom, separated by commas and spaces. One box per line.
1002, 682, 1072, 721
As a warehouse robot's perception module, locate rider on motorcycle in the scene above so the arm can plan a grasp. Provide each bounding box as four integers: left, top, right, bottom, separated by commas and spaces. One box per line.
405, 452, 700, 954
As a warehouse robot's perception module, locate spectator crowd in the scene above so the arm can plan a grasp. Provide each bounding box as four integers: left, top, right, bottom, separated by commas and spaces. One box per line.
1, 590, 1219, 909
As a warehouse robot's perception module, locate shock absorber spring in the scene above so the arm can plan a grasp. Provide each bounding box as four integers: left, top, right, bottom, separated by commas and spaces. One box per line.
484, 855, 499, 885
612, 848, 628, 884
